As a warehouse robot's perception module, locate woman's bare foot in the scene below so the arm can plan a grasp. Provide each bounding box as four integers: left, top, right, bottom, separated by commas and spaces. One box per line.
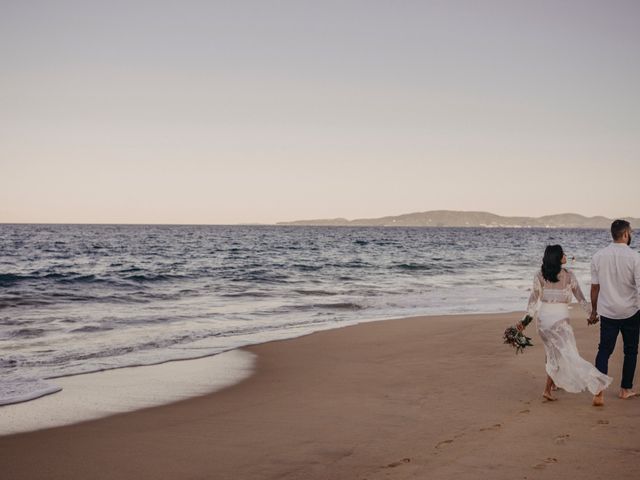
619, 389, 638, 399
551, 381, 558, 391
593, 392, 604, 406
543, 375, 557, 400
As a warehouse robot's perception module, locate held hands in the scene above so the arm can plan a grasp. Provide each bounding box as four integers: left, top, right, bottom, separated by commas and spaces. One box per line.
588, 312, 600, 326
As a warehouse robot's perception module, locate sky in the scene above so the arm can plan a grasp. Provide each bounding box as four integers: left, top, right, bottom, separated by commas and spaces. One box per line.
1, 0, 639, 224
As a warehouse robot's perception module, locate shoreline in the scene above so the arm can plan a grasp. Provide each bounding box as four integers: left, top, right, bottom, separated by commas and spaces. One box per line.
0, 350, 255, 436
1, 308, 525, 420
1, 309, 637, 479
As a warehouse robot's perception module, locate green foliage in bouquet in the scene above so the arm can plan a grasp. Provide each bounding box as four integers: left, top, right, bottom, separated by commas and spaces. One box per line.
503, 315, 534, 354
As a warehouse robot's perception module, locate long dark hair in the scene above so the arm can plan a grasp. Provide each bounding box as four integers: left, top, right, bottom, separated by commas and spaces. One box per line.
541, 245, 564, 283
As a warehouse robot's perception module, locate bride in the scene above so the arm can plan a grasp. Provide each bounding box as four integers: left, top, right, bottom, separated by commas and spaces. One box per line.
520, 245, 612, 403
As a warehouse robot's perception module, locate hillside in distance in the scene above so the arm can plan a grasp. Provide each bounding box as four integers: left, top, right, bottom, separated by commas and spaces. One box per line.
277, 211, 640, 228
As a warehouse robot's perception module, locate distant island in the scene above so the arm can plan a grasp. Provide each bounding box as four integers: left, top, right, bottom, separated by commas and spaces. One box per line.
277, 211, 640, 229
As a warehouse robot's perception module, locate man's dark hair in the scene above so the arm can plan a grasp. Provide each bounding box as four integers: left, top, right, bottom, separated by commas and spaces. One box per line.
611, 219, 631, 241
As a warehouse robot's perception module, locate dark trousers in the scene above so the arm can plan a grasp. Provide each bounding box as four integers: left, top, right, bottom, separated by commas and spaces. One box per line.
595, 310, 640, 389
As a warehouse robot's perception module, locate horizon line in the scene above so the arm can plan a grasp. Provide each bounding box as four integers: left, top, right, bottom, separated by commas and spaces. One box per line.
2, 209, 639, 227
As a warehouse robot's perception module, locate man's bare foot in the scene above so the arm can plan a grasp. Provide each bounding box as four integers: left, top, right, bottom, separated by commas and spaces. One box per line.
619, 389, 638, 399
542, 391, 557, 401
593, 392, 604, 407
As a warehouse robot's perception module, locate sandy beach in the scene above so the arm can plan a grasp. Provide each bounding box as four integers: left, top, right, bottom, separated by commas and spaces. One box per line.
1, 309, 638, 480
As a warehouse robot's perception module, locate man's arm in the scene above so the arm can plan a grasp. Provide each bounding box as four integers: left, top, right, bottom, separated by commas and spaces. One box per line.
590, 256, 600, 325
635, 255, 640, 311
589, 284, 600, 324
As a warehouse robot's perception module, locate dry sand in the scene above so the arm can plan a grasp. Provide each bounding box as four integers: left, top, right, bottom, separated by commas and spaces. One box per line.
1, 309, 638, 479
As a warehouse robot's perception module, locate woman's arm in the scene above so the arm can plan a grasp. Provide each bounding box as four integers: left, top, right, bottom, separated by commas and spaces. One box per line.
517, 273, 542, 331
526, 272, 543, 318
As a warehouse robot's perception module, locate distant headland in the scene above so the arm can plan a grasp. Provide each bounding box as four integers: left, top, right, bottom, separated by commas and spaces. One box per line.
276, 211, 640, 228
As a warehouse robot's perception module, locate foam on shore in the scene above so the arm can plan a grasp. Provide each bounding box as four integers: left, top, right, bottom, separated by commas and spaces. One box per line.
0, 349, 255, 436
0, 378, 63, 406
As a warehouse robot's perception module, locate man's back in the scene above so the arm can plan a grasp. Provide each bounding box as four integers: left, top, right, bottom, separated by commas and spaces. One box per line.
591, 243, 640, 319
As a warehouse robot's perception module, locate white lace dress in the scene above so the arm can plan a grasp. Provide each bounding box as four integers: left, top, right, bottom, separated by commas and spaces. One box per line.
527, 269, 612, 395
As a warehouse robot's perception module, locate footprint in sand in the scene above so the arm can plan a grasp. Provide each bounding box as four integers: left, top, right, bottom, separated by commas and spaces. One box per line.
519, 409, 530, 414
384, 458, 411, 468
479, 423, 502, 432
554, 434, 570, 445
435, 439, 454, 449
591, 419, 610, 431
532, 457, 558, 469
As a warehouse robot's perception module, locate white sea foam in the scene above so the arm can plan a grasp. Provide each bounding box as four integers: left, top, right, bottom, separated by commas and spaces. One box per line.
0, 349, 255, 436
0, 377, 62, 406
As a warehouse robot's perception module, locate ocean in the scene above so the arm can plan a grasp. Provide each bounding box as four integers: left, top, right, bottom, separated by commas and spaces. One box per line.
0, 224, 617, 406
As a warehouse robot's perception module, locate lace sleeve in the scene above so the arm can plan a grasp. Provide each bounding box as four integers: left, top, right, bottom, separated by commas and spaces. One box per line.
569, 270, 592, 316
527, 272, 543, 317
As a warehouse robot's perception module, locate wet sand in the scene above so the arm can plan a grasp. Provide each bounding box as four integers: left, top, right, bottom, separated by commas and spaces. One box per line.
1, 309, 638, 479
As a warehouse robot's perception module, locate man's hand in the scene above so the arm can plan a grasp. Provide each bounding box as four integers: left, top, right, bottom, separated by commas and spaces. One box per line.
588, 311, 599, 325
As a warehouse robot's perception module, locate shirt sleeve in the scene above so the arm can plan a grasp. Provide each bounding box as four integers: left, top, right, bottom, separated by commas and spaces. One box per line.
590, 255, 599, 285
527, 272, 543, 317
570, 270, 592, 316
635, 253, 640, 300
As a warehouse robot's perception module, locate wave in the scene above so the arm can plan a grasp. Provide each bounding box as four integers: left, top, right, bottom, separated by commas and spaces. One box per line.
392, 263, 434, 271
0, 287, 208, 309
0, 273, 32, 286
0, 272, 115, 286
0, 358, 18, 368
9, 328, 47, 339
325, 261, 373, 269
0, 297, 56, 309
317, 302, 364, 310
292, 264, 323, 271
228, 273, 291, 284
220, 291, 274, 298
59, 274, 104, 284
118, 266, 143, 273
293, 289, 339, 296
123, 274, 183, 282
42, 273, 67, 279
70, 325, 114, 333
286, 302, 365, 311
0, 271, 190, 288
0, 377, 62, 406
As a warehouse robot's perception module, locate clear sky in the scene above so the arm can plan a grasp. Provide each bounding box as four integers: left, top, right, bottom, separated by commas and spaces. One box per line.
1, 1, 638, 224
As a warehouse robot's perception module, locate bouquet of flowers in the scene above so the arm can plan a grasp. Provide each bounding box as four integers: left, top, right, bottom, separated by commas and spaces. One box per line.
503, 315, 533, 354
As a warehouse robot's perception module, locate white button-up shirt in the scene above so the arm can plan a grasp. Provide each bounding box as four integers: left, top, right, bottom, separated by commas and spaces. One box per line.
591, 243, 640, 319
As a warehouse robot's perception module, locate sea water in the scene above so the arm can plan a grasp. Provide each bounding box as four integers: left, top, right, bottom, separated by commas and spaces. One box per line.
0, 224, 616, 406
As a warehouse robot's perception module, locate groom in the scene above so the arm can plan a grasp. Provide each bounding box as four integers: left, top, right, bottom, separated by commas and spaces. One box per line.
590, 220, 640, 406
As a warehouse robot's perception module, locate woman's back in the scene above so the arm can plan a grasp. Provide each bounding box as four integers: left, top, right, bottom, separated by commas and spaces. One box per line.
538, 269, 577, 304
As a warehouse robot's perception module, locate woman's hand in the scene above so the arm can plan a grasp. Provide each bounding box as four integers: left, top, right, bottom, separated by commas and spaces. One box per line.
516, 321, 525, 332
